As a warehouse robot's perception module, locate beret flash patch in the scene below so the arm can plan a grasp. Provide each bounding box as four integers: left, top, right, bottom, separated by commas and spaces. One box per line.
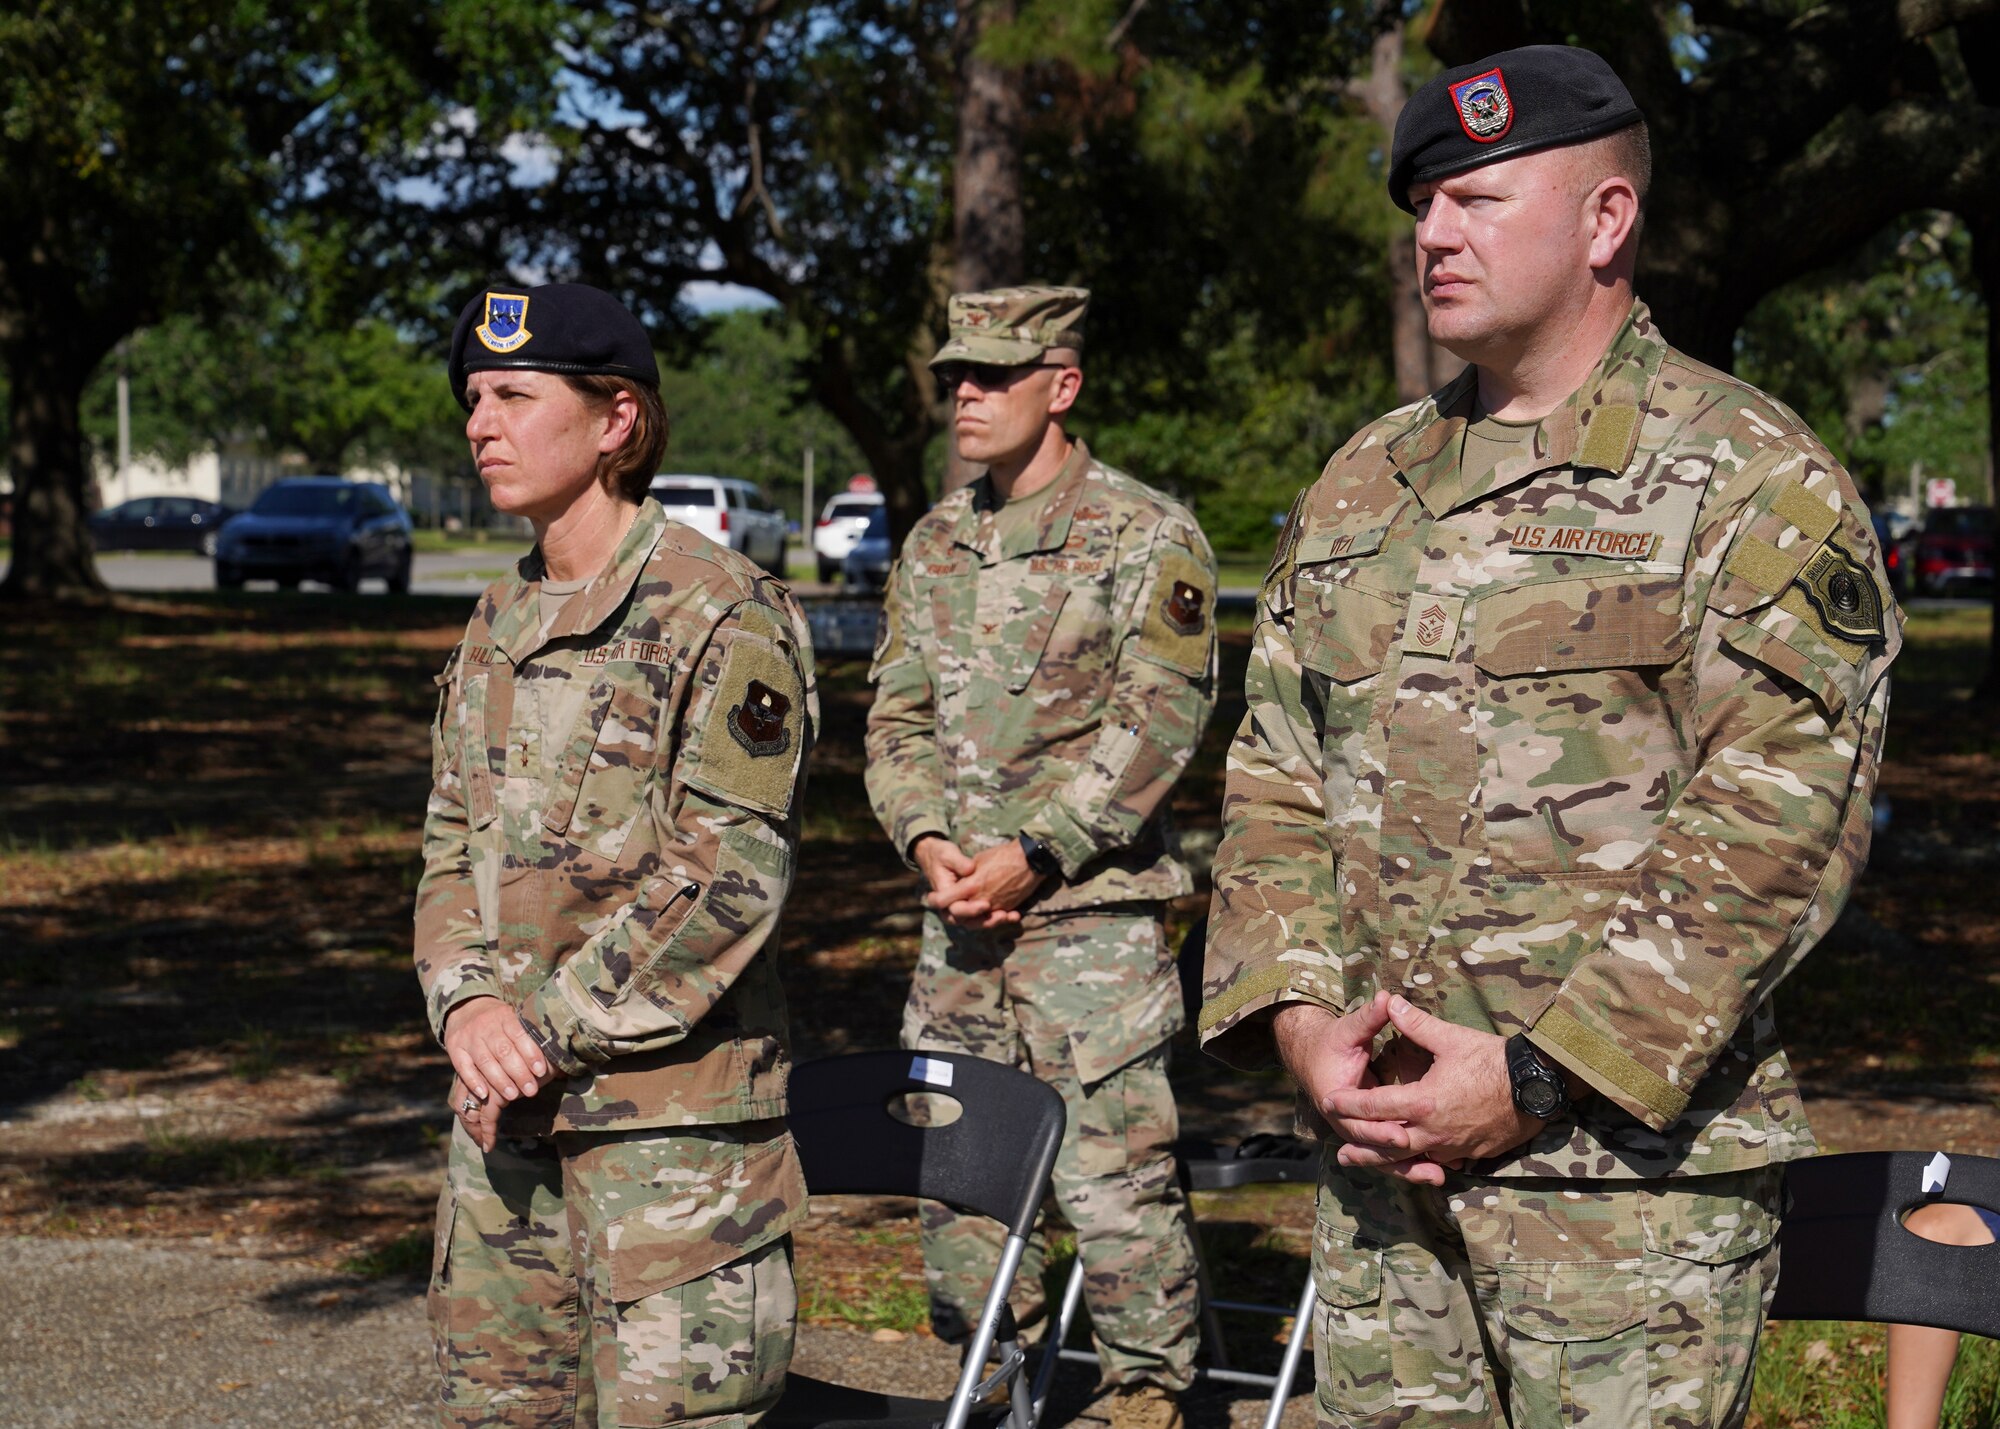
729, 679, 794, 758
1450, 69, 1514, 142
1798, 541, 1886, 644
475, 292, 532, 353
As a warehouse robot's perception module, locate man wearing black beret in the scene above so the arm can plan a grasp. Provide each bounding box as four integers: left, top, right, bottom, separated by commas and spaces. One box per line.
1202, 45, 1900, 1429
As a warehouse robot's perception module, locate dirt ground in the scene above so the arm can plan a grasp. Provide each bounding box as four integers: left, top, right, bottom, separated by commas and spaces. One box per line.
2, 593, 1997, 1422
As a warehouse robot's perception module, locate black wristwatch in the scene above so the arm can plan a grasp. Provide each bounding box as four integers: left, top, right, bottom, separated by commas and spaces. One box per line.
1018, 833, 1061, 879
1506, 1034, 1572, 1121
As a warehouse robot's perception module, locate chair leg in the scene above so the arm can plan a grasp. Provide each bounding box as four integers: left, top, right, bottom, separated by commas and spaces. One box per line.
1190, 1223, 1231, 1370
1260, 1272, 1318, 1429
947, 1232, 1032, 1429
1030, 1259, 1089, 1426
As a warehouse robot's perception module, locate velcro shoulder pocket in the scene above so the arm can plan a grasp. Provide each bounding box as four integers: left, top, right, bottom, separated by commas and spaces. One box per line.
1474, 576, 1686, 677
684, 606, 809, 818
1135, 542, 1215, 677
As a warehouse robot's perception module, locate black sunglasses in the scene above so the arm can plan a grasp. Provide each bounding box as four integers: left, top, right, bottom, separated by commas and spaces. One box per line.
934, 361, 1060, 390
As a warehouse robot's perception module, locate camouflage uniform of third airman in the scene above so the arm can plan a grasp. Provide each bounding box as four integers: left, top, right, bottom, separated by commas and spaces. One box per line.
864, 287, 1216, 1393
1202, 303, 1900, 1429
417, 500, 816, 1429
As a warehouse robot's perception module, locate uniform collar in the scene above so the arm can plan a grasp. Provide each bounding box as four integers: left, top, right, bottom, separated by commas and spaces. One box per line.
486, 499, 668, 666
960, 438, 1091, 563
1388, 300, 1664, 518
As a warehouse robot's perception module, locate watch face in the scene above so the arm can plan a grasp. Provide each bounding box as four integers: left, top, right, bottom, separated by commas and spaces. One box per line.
1520, 1078, 1562, 1118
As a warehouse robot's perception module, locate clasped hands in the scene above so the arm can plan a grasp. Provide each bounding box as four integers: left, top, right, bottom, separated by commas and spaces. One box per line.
913, 834, 1048, 931
443, 996, 550, 1153
1274, 991, 1554, 1186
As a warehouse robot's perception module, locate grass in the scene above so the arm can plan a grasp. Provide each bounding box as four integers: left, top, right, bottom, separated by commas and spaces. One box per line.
1752, 1319, 2000, 1429
340, 1229, 433, 1280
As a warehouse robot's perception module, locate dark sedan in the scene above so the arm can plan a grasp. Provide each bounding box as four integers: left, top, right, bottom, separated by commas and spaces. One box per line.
90, 496, 238, 555
213, 477, 414, 592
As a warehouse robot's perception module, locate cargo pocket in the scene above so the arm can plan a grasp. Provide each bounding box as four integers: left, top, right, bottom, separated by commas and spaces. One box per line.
1311, 1224, 1393, 1420
426, 1190, 454, 1382
1637, 1168, 1783, 1429
605, 1140, 806, 1427
1498, 1259, 1647, 1429
545, 679, 665, 861
460, 671, 497, 831
1473, 575, 1687, 874
1068, 970, 1182, 1179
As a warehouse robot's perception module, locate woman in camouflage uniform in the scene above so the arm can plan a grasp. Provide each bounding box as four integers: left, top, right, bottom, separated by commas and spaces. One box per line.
415, 283, 816, 1429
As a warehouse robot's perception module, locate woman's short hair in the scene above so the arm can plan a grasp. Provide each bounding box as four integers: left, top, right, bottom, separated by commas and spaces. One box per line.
565, 374, 670, 503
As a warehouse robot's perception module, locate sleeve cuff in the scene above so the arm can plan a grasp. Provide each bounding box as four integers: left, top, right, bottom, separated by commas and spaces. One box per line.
427, 969, 508, 1046
515, 976, 598, 1078
896, 814, 952, 870
1020, 803, 1103, 881
1527, 1003, 1690, 1133
1196, 968, 1347, 1072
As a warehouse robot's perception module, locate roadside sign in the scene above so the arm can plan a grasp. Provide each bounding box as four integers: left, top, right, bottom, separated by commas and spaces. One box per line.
846, 474, 877, 493
1927, 477, 1957, 508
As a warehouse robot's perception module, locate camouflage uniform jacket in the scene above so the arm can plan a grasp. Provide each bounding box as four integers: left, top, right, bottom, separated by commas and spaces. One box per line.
865, 441, 1219, 913
1200, 304, 1901, 1178
415, 498, 818, 1137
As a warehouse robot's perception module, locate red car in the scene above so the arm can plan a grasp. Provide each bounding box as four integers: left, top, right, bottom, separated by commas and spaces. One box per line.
1914, 507, 1993, 597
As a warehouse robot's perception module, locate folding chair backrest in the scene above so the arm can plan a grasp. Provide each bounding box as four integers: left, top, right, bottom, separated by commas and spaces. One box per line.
789, 1050, 1065, 1239
1771, 1150, 2000, 1337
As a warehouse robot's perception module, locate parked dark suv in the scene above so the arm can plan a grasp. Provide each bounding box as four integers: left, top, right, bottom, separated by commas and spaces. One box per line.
1913, 506, 1994, 597
213, 477, 414, 592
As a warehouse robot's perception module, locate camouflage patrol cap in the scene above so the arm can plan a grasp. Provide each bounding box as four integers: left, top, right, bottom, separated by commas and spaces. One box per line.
928, 286, 1089, 369
1389, 45, 1642, 213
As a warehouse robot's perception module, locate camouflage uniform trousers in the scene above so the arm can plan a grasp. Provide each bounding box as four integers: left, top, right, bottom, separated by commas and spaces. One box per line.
1310, 1159, 1784, 1429
428, 1119, 797, 1429
901, 903, 1200, 1391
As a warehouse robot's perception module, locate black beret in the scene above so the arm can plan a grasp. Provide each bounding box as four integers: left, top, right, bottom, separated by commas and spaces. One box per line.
1388, 45, 1642, 214
448, 282, 659, 408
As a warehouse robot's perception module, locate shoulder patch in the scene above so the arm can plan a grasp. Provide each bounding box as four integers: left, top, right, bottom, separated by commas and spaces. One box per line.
686, 616, 808, 818
1794, 540, 1887, 650
1137, 543, 1216, 677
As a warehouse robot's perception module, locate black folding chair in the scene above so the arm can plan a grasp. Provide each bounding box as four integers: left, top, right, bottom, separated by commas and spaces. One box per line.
1771, 1149, 2000, 1336
773, 1050, 1067, 1429
1034, 919, 1318, 1429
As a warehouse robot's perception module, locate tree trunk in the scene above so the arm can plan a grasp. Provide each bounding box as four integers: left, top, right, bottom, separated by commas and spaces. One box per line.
1355, 23, 1440, 405
1, 337, 108, 601
1973, 220, 2000, 715
943, 0, 1024, 493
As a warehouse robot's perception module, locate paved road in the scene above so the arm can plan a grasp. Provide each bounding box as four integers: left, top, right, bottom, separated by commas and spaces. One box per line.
88, 549, 532, 599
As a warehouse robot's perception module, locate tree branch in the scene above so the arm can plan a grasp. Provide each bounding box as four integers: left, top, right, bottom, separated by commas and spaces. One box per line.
1899, 0, 2000, 40
1105, 0, 1151, 51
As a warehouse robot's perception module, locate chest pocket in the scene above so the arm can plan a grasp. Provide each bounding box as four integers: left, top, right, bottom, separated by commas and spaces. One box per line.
542, 675, 668, 861
999, 576, 1071, 693
459, 670, 498, 832
1471, 575, 1689, 875
1291, 521, 1398, 685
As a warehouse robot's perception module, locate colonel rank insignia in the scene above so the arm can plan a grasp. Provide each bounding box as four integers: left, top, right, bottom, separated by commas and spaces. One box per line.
1162, 579, 1208, 637
475, 292, 533, 353
1799, 542, 1887, 643
729, 679, 794, 758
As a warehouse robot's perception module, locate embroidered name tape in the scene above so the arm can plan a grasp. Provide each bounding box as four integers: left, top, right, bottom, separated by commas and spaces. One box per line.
579, 639, 677, 667
1028, 556, 1105, 575
1510, 524, 1663, 561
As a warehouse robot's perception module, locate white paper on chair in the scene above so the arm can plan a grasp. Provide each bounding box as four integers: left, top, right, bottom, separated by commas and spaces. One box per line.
910, 1055, 955, 1088
1922, 1151, 1952, 1194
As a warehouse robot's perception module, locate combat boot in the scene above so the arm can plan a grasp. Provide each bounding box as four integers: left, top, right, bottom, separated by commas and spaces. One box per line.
1106, 1384, 1182, 1429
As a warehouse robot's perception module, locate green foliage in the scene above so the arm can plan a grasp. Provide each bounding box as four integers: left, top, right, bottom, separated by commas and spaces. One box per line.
661, 311, 867, 523
341, 1230, 433, 1280
1740, 213, 1991, 505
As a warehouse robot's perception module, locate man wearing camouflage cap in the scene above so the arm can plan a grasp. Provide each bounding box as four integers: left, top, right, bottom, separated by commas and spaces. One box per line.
1201, 46, 1900, 1429
865, 287, 1214, 1427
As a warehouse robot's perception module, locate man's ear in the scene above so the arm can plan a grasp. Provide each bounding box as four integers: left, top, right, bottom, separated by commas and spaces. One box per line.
1047, 365, 1084, 417
1587, 176, 1641, 273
